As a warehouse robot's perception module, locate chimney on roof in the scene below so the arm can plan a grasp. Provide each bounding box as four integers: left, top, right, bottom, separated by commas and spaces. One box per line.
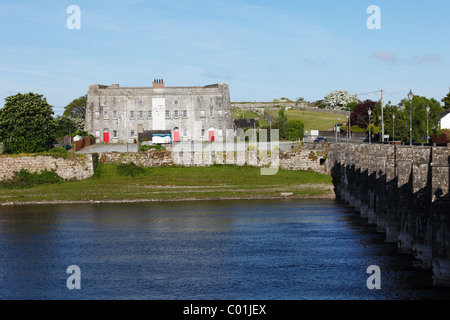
153, 79, 165, 88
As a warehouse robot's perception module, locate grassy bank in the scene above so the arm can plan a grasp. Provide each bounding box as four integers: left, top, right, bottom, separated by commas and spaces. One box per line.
235, 108, 343, 131
0, 164, 334, 204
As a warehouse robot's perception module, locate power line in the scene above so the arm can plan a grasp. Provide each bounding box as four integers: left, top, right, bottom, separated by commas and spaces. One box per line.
383, 91, 403, 102
355, 90, 382, 97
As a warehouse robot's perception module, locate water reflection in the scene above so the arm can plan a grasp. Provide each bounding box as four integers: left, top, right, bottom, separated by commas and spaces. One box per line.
0, 200, 449, 300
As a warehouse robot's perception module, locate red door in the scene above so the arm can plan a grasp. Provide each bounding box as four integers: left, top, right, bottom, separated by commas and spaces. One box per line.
103, 131, 110, 143
209, 130, 215, 141
173, 130, 180, 142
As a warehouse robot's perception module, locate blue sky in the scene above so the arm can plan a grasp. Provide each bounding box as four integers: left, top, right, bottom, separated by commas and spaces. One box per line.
1, 0, 449, 115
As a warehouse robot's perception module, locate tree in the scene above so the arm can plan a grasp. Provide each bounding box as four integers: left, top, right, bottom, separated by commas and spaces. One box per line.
274, 106, 288, 139
0, 93, 57, 154
63, 94, 87, 119
442, 90, 450, 110
344, 101, 358, 111
377, 103, 408, 142
273, 97, 293, 103
350, 100, 377, 129
54, 116, 80, 138
399, 95, 443, 143
322, 90, 359, 110
286, 119, 305, 140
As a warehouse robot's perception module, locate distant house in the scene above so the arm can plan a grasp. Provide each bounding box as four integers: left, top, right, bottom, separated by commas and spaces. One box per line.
439, 110, 450, 129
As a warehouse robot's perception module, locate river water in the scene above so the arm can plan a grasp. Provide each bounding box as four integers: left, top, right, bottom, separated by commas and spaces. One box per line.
0, 199, 449, 300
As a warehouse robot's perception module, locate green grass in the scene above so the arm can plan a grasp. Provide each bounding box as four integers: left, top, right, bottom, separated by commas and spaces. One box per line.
232, 109, 270, 127
284, 110, 342, 131
234, 108, 342, 131
0, 164, 334, 204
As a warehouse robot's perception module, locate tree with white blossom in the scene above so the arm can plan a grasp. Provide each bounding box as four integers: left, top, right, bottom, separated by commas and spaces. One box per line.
322, 90, 360, 110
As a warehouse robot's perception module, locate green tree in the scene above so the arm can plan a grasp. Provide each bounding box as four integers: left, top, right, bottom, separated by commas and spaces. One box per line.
377, 103, 408, 142
54, 116, 79, 138
344, 101, 358, 111
286, 119, 305, 140
399, 95, 443, 143
442, 90, 450, 110
0, 93, 57, 154
63, 94, 87, 119
275, 106, 288, 139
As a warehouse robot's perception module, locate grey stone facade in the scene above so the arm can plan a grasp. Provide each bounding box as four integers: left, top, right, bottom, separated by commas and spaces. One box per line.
84, 80, 232, 144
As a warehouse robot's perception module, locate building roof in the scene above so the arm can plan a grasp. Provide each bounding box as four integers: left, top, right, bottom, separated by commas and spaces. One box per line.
439, 109, 450, 120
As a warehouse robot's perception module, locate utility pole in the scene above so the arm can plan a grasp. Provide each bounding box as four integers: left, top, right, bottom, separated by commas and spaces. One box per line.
381, 89, 384, 143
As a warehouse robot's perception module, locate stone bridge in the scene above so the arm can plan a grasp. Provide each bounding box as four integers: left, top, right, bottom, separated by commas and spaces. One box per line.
327, 143, 450, 287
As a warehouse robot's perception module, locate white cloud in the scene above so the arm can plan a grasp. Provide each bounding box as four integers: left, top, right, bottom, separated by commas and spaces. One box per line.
374, 51, 442, 65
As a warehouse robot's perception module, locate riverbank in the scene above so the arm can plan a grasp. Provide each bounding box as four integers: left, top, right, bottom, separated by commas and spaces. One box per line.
0, 164, 334, 205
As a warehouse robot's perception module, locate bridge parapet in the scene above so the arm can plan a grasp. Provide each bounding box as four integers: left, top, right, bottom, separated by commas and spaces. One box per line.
328, 143, 450, 287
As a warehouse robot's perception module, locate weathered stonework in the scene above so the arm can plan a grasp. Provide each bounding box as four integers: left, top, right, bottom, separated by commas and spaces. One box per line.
85, 81, 232, 144
97, 149, 324, 173
328, 143, 450, 287
0, 154, 95, 181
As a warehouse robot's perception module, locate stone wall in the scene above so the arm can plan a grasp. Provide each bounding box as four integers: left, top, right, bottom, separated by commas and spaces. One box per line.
98, 149, 325, 173
327, 143, 450, 287
0, 154, 95, 181
231, 102, 349, 115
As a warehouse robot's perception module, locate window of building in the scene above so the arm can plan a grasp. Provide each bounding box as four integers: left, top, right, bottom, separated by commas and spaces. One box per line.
182, 110, 187, 118
113, 130, 118, 138
218, 110, 223, 117
113, 111, 117, 119
131, 130, 135, 137
104, 111, 108, 119
148, 110, 152, 118
200, 111, 205, 118
210, 109, 214, 118
139, 111, 144, 119
130, 110, 135, 119
165, 110, 171, 118
173, 110, 179, 118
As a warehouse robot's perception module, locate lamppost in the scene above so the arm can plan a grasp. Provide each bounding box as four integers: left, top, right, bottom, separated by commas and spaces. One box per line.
336, 116, 340, 142
408, 89, 414, 146
379, 116, 382, 142
348, 112, 351, 140
426, 105, 430, 143
368, 109, 372, 144
392, 114, 395, 142
338, 116, 340, 141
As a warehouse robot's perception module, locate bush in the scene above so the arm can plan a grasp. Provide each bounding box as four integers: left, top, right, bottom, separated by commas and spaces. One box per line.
72, 130, 88, 138
350, 125, 365, 133
1, 169, 63, 188
432, 129, 450, 143
286, 119, 305, 140
116, 162, 145, 177
140, 144, 166, 152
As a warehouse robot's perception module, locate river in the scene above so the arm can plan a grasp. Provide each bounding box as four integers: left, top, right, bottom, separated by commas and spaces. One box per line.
0, 199, 449, 300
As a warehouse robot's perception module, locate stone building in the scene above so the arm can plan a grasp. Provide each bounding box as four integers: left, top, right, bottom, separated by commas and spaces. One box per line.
84, 80, 232, 144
